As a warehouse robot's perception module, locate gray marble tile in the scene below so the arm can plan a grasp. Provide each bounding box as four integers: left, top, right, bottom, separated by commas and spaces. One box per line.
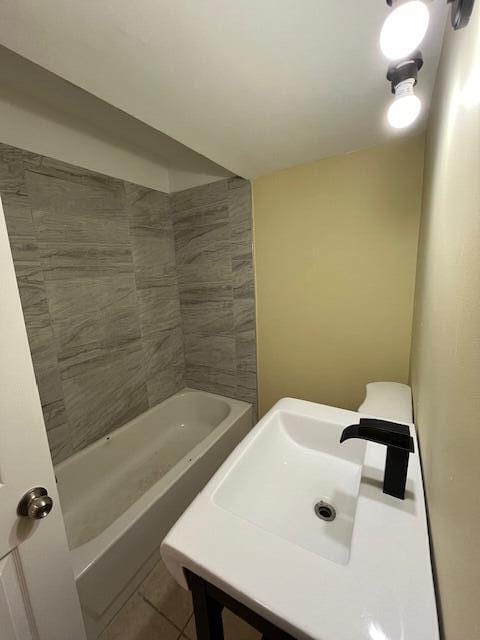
26, 171, 128, 245
233, 297, 256, 333
143, 328, 184, 378
184, 364, 237, 399
228, 176, 250, 190
136, 277, 181, 336
179, 282, 233, 335
131, 225, 176, 281
38, 243, 133, 281
125, 183, 170, 229
42, 399, 72, 464
35, 364, 64, 406
235, 371, 258, 405
174, 220, 231, 284
3, 144, 258, 465
53, 306, 141, 366
235, 330, 257, 373
104, 307, 142, 348
50, 278, 142, 380
232, 256, 255, 298
64, 342, 149, 450
52, 313, 105, 362
8, 235, 39, 264
13, 240, 61, 388
173, 201, 228, 228
228, 180, 252, 259
232, 256, 256, 332
2, 198, 34, 237
147, 366, 184, 408
171, 180, 227, 215
0, 148, 39, 264
9, 238, 51, 323
45, 274, 137, 319
32, 156, 120, 192
0, 144, 28, 197
184, 334, 235, 370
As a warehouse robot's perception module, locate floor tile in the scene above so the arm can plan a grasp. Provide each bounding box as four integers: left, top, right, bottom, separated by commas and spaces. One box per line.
139, 559, 193, 630
100, 593, 179, 640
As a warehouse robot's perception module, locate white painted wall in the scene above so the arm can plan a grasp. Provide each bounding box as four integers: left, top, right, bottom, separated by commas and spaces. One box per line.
0, 47, 232, 193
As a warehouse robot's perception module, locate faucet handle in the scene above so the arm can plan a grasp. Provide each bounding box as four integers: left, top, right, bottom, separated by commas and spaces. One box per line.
340, 418, 414, 452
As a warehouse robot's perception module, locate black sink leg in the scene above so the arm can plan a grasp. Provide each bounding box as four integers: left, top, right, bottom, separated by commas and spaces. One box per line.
188, 571, 225, 640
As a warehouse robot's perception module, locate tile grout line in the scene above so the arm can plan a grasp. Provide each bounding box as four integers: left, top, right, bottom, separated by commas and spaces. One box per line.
137, 591, 191, 637
181, 612, 194, 640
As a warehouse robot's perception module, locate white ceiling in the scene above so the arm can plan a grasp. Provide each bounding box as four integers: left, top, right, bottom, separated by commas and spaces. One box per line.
0, 1, 447, 178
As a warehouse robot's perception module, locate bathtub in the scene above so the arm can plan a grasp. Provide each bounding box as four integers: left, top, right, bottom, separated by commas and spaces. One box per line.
55, 388, 253, 639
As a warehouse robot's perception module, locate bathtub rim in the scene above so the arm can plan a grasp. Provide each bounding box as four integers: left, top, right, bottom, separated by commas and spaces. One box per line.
55, 387, 252, 581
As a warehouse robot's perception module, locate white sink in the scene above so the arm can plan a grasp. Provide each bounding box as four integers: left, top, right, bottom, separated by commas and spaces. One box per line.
214, 411, 365, 565
161, 398, 439, 640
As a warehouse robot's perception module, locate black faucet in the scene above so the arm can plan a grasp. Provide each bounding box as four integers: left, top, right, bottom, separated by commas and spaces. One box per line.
340, 418, 415, 500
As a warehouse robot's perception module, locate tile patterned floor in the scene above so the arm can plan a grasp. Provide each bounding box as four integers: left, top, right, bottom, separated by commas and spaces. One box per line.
99, 558, 261, 640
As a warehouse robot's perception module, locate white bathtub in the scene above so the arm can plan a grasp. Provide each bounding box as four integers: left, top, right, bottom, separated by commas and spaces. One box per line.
55, 388, 253, 638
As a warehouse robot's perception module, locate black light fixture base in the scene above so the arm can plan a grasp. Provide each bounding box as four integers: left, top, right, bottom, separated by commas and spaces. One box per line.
387, 51, 424, 94
448, 0, 476, 29
385, 0, 476, 31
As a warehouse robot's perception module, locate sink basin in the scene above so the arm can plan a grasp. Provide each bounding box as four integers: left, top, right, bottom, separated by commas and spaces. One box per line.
214, 411, 365, 565
161, 397, 439, 640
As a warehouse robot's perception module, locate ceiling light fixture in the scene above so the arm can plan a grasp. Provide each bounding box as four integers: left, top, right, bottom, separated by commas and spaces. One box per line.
386, 53, 424, 128
448, 0, 476, 29
380, 1, 430, 60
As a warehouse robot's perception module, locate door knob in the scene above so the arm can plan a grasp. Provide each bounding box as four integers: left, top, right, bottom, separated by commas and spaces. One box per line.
17, 487, 53, 519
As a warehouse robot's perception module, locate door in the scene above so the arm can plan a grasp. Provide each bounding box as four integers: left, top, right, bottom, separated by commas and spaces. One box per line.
0, 196, 86, 640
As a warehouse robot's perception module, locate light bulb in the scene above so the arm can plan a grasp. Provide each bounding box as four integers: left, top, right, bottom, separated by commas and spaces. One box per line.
380, 1, 430, 60
388, 78, 422, 128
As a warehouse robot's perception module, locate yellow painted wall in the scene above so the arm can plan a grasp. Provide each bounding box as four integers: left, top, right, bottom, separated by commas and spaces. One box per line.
410, 9, 480, 639
253, 136, 424, 416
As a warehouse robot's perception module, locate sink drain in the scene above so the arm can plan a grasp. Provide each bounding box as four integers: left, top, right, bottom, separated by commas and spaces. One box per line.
314, 500, 336, 522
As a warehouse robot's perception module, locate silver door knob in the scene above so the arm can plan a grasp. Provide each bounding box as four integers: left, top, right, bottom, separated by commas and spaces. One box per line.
17, 487, 53, 519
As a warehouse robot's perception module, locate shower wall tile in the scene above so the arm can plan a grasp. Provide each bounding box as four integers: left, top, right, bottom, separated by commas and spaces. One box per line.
174, 220, 231, 284
229, 181, 253, 260
2, 141, 257, 464
236, 371, 257, 405
64, 342, 149, 451
127, 184, 184, 406
147, 366, 184, 407
45, 273, 137, 320
171, 179, 228, 214
130, 225, 176, 281
0, 144, 72, 463
136, 277, 181, 336
42, 400, 73, 463
179, 282, 233, 335
184, 334, 235, 370
125, 182, 170, 229
1, 143, 185, 462
173, 178, 257, 410
143, 328, 184, 378
27, 173, 128, 244
184, 364, 237, 399
235, 330, 256, 373
37, 243, 134, 281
